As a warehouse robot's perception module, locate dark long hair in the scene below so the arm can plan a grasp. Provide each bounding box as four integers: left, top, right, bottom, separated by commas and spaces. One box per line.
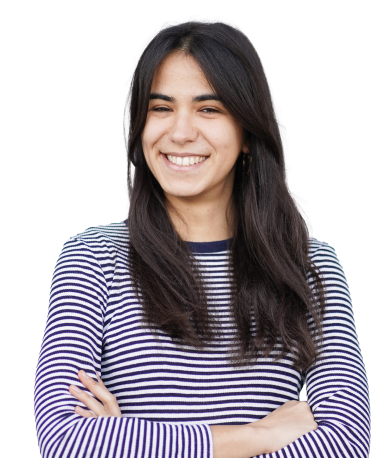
125, 22, 326, 370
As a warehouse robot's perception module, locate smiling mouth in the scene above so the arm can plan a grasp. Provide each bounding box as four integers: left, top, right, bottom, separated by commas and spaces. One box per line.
165, 154, 209, 166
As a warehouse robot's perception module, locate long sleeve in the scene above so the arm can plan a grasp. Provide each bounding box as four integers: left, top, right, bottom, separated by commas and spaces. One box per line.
35, 230, 370, 458
258, 242, 371, 458
34, 238, 213, 458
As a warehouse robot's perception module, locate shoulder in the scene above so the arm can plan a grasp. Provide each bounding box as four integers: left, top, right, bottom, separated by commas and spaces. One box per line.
56, 220, 130, 294
65, 219, 130, 254
308, 237, 346, 277
308, 237, 338, 262
58, 220, 130, 277
308, 237, 348, 287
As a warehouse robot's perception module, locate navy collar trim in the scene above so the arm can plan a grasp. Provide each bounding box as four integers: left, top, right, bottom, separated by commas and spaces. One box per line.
186, 238, 233, 253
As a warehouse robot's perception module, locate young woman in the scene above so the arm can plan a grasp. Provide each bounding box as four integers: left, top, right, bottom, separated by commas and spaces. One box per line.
34, 22, 370, 458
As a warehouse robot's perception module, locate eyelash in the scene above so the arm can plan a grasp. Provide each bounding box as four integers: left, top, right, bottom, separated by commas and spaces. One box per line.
151, 107, 221, 114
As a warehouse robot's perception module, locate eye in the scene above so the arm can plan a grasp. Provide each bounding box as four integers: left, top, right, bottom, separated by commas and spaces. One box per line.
202, 108, 220, 113
151, 106, 172, 112
150, 106, 221, 114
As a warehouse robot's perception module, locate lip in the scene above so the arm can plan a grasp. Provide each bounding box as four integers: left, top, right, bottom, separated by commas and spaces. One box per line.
161, 153, 208, 171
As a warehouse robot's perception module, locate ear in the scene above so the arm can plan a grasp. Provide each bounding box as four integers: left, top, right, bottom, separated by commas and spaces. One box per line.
241, 131, 250, 154
242, 142, 249, 154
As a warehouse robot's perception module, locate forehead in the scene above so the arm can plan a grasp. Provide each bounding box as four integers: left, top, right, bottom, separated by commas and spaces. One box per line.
151, 52, 212, 94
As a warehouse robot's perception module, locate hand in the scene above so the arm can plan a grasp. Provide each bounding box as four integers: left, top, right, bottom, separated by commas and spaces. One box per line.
250, 400, 318, 454
69, 370, 122, 418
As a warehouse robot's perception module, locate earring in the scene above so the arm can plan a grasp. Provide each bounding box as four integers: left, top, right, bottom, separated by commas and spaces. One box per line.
243, 153, 251, 174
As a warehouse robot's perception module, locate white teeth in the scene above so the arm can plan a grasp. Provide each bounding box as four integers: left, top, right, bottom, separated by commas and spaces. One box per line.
166, 154, 208, 166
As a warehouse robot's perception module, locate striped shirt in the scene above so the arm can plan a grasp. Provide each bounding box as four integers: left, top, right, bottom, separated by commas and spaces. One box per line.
34, 220, 370, 458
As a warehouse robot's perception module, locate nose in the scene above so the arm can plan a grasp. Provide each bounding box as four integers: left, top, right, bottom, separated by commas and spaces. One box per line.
168, 111, 198, 145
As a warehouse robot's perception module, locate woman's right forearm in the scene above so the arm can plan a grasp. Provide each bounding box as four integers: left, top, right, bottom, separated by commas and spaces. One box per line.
210, 424, 267, 458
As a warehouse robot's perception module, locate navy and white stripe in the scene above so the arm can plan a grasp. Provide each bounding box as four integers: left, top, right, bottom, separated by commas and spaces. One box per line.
34, 220, 370, 457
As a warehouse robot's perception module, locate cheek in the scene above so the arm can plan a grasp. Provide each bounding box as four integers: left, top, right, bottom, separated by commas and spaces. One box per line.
224, 131, 241, 152
204, 123, 243, 159
142, 118, 166, 152
207, 128, 222, 144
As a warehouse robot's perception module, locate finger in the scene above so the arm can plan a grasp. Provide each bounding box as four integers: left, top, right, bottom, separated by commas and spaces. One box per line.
75, 405, 97, 419
78, 371, 121, 416
69, 384, 105, 416
96, 371, 106, 387
78, 370, 105, 397
94, 372, 122, 417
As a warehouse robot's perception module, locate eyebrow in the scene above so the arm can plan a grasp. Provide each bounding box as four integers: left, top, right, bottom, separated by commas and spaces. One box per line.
149, 92, 220, 103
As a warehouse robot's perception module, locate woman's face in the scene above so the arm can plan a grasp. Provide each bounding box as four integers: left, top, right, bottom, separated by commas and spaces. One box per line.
142, 52, 247, 202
